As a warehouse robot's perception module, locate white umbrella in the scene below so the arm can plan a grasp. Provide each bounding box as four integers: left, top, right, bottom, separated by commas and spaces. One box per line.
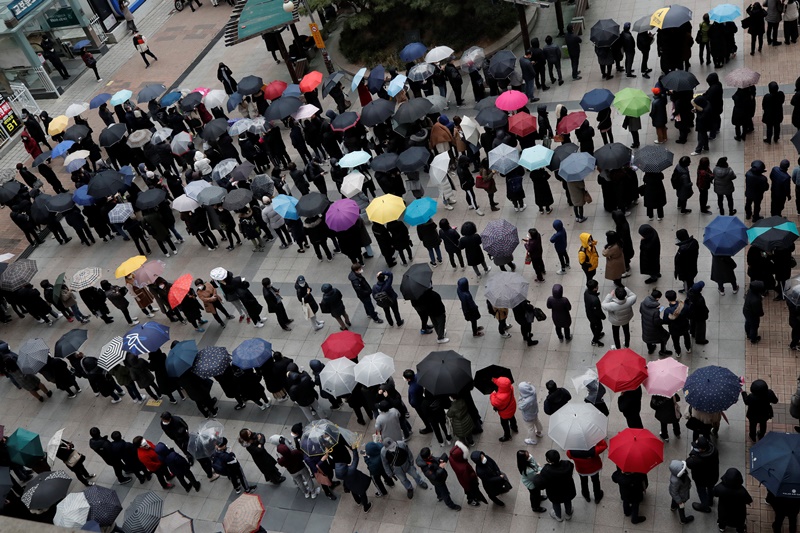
319, 358, 356, 397
292, 104, 320, 120
151, 128, 173, 144
172, 194, 200, 212
46, 428, 65, 466
228, 119, 253, 137
460, 115, 480, 144
185, 180, 211, 201
98, 336, 125, 371
0, 253, 14, 262
204, 89, 227, 109
548, 402, 608, 451
340, 172, 365, 198
53, 492, 90, 528
63, 150, 90, 166
425, 45, 454, 64
428, 151, 452, 184
65, 102, 89, 118
354, 352, 395, 387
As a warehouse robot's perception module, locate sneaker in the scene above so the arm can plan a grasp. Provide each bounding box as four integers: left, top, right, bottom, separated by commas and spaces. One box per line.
209, 473, 220, 482
549, 510, 564, 522
235, 487, 242, 494
524, 438, 537, 445
556, 269, 565, 275
364, 502, 372, 513
111, 397, 122, 404
437, 337, 450, 344
254, 321, 265, 328
501, 333, 512, 338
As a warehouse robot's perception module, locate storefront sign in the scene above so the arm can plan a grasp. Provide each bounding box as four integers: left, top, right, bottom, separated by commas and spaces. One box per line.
309, 22, 325, 49
7, 0, 46, 20
45, 8, 79, 28
0, 94, 21, 137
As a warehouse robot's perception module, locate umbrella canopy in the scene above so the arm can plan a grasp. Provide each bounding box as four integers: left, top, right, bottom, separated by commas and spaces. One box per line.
65, 102, 89, 118
484, 272, 529, 309
204, 89, 228, 109
487, 50, 516, 79
237, 75, 264, 95
122, 322, 170, 355
319, 357, 357, 396
703, 215, 748, 256
54, 329, 88, 358
425, 45, 454, 63
228, 119, 253, 137
222, 188, 253, 211
331, 111, 360, 132
394, 98, 433, 123
596, 348, 648, 392
136, 188, 167, 211
387, 74, 407, 97
185, 180, 211, 201
580, 88, 615, 111
473, 365, 514, 395
263, 80, 288, 100
6, 428, 43, 466
70, 266, 102, 291
89, 93, 112, 109
187, 420, 224, 459
644, 357, 688, 397
172, 194, 199, 213
366, 194, 405, 223
488, 144, 520, 175
360, 99, 395, 128
122, 491, 162, 533
368, 65, 386, 93
33, 151, 52, 166
408, 63, 435, 82
341, 172, 365, 198
51, 139, 75, 158
750, 432, 800, 497
324, 71, 345, 96
461, 115, 481, 144
339, 150, 372, 168
651, 4, 693, 28
326, 198, 360, 231
223, 494, 264, 533
559, 152, 597, 182
108, 202, 134, 224
48, 115, 69, 136
548, 403, 608, 450
193, 346, 231, 378
64, 150, 90, 166
264, 96, 302, 121
709, 3, 742, 22
661, 69, 700, 91
613, 87, 651, 117
155, 511, 193, 533
590, 19, 620, 46
371, 152, 399, 172
683, 365, 742, 412
87, 170, 125, 198
132, 260, 165, 288
785, 276, 800, 305
166, 340, 198, 377
354, 352, 395, 387
295, 191, 330, 217
496, 90, 528, 111
83, 485, 122, 527
400, 42, 427, 62
45, 192, 75, 213
200, 118, 229, 142
167, 273, 193, 309
322, 331, 365, 360
196, 185, 228, 206
0, 181, 21, 205
170, 132, 193, 155
460, 46, 486, 72
65, 159, 87, 173
110, 89, 133, 106
137, 84, 166, 103
99, 124, 128, 148
403, 197, 437, 226
632, 145, 674, 172
54, 492, 90, 528
508, 112, 537, 137
98, 336, 125, 371
397, 146, 430, 173
593, 142, 632, 170
229, 162, 256, 182
555, 111, 588, 135
300, 420, 358, 456
475, 107, 508, 128
292, 104, 320, 120
481, 219, 519, 257
608, 428, 663, 473
632, 14, 655, 32
22, 470, 72, 510
231, 338, 272, 369
428, 151, 452, 184
160, 92, 182, 107
748, 216, 800, 251
724, 67, 760, 88
300, 70, 323, 92
417, 350, 472, 396
349, 67, 367, 92
17, 338, 50, 374
72, 185, 94, 206
400, 263, 433, 300
272, 194, 299, 220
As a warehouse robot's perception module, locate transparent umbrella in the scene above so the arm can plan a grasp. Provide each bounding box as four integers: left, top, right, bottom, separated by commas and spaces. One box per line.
187, 420, 224, 459
785, 276, 800, 305
300, 419, 360, 456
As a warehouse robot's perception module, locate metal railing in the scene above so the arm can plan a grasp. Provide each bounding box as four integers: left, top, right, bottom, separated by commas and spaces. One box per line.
8, 82, 41, 117
89, 15, 109, 44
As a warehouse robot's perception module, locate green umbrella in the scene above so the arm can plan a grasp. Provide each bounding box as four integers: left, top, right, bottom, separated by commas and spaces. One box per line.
6, 428, 44, 467
53, 273, 65, 306
613, 88, 651, 117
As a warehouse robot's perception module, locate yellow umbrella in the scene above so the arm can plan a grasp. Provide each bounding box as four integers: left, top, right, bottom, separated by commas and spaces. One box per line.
115, 256, 148, 278
650, 5, 692, 29
48, 115, 69, 136
366, 194, 406, 224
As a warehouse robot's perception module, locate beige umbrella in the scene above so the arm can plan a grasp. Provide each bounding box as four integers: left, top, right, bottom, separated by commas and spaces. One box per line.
223, 493, 264, 533
63, 150, 90, 166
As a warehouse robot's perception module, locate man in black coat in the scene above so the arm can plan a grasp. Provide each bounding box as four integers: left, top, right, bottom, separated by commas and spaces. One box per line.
543, 380, 572, 415
564, 26, 582, 80
286, 368, 324, 421
584, 280, 606, 346
520, 52, 537, 102
417, 448, 461, 510
415, 287, 447, 342
745, 160, 769, 221
611, 467, 647, 524
674, 229, 700, 294
160, 412, 193, 464
21, 110, 51, 149
617, 386, 643, 428
536, 449, 576, 521
636, 30, 654, 78
620, 23, 637, 77
178, 369, 218, 418
89, 428, 131, 483
37, 160, 66, 194
109, 431, 149, 483
348, 263, 383, 323
686, 435, 719, 512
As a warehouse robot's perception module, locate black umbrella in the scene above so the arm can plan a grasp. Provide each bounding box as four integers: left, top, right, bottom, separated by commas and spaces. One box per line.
229, 162, 255, 182
31, 194, 51, 224
361, 99, 396, 127
222, 188, 253, 211
264, 96, 302, 122
54, 329, 88, 358
137, 84, 166, 103
251, 175, 273, 199
473, 365, 514, 395
474, 95, 499, 111
296, 192, 330, 217
63, 124, 90, 143
367, 65, 386, 94
331, 111, 360, 132
99, 124, 128, 148
394, 99, 433, 124
136, 188, 167, 210
476, 107, 508, 128
547, 143, 580, 171
416, 350, 472, 396
371, 152, 399, 172
237, 75, 264, 96
400, 263, 433, 300
593, 142, 632, 170
661, 70, 700, 92
200, 118, 229, 142
749, 216, 800, 251
322, 71, 345, 98
45, 192, 75, 213
21, 470, 72, 510
397, 146, 430, 172
87, 170, 125, 198
632, 145, 674, 172
590, 19, 621, 47
792, 130, 800, 154
0, 181, 22, 205
33, 151, 52, 166
487, 50, 517, 80
179, 92, 204, 112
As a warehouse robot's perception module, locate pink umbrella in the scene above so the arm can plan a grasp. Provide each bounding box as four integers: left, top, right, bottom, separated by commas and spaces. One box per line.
132, 260, 165, 288
193, 87, 211, 96
643, 358, 689, 397
325, 198, 360, 232
495, 90, 528, 112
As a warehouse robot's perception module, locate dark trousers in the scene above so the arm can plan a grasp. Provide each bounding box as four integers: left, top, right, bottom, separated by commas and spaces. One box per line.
74, 224, 95, 245
660, 420, 681, 439
153, 464, 172, 488
50, 222, 69, 243
623, 411, 644, 429
312, 241, 332, 260
351, 491, 370, 511
698, 188, 709, 211
500, 415, 518, 438
698, 42, 710, 61
623, 500, 641, 520
430, 417, 450, 444
600, 64, 612, 78
749, 417, 769, 441
274, 225, 291, 246
589, 319, 604, 343
766, 122, 780, 142
223, 227, 241, 245
198, 457, 214, 478
611, 324, 630, 348
155, 237, 176, 254
580, 473, 602, 499
547, 61, 563, 83
358, 295, 379, 320
555, 325, 570, 340
773, 508, 798, 533
450, 82, 464, 106
109, 461, 130, 482
717, 193, 734, 214
745, 196, 762, 220
430, 313, 446, 340
640, 51, 650, 73
123, 460, 149, 483
197, 229, 218, 249
690, 319, 707, 342
272, 302, 292, 328
570, 55, 580, 79
140, 49, 157, 66
669, 329, 691, 353
88, 64, 100, 80
131, 233, 151, 255
69, 456, 94, 486
528, 487, 544, 510
434, 483, 460, 509
227, 463, 249, 491
768, 21, 780, 43
176, 469, 199, 491
556, 251, 569, 268
372, 470, 394, 495
696, 484, 714, 509
744, 314, 761, 342
22, 228, 42, 245
751, 33, 764, 53
551, 499, 573, 518
382, 301, 402, 326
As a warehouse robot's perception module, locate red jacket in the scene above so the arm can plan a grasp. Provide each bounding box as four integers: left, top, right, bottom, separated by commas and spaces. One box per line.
489, 377, 516, 419
566, 439, 608, 475
137, 439, 163, 472
449, 443, 479, 492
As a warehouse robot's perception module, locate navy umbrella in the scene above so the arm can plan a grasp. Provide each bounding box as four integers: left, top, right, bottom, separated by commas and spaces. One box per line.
683, 365, 741, 412
580, 88, 615, 112
367, 65, 386, 94
237, 75, 263, 96
703, 215, 748, 256
750, 432, 800, 497
370, 152, 398, 172
475, 107, 507, 128
33, 151, 52, 166
122, 322, 170, 355
487, 50, 516, 80
192, 346, 231, 378
226, 92, 243, 112
397, 146, 430, 172
330, 111, 359, 132
399, 42, 427, 62
232, 338, 273, 369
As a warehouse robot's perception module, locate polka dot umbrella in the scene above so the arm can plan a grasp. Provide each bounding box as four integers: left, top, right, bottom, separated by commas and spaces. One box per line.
682, 365, 742, 412
192, 346, 232, 378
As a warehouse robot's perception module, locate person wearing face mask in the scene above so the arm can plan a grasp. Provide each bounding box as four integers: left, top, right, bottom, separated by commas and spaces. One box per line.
348, 264, 384, 324
470, 450, 511, 507
261, 278, 293, 331
295, 276, 325, 331
148, 277, 186, 324
194, 278, 232, 328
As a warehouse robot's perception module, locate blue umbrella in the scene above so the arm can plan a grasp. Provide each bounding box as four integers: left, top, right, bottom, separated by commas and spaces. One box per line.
367, 65, 386, 94
193, 346, 231, 378
283, 84, 302, 98
109, 90, 133, 106
558, 152, 597, 182
519, 145, 554, 171
82, 521, 101, 532
403, 197, 437, 226
750, 432, 800, 497
160, 92, 182, 107
351, 67, 367, 92
89, 93, 112, 109
166, 340, 198, 377
51, 140, 75, 159
226, 92, 243, 113
488, 144, 520, 175
703, 215, 748, 256
579, 88, 615, 112
338, 150, 371, 169
232, 338, 273, 369
66, 159, 86, 173
73, 185, 94, 206
118, 165, 135, 186
683, 365, 741, 412
709, 3, 742, 22
399, 42, 427, 62
72, 39, 91, 51
122, 322, 170, 355
272, 194, 299, 220
387, 75, 407, 97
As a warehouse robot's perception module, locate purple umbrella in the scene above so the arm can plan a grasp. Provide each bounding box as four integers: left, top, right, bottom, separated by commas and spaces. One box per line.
325, 199, 361, 231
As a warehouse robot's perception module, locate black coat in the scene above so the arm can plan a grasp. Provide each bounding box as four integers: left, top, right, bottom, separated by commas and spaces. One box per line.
617, 386, 642, 417
584, 289, 606, 322
638, 224, 661, 277
473, 454, 509, 497
612, 468, 647, 503
762, 83, 785, 124
459, 234, 486, 266
537, 460, 576, 503
712, 468, 752, 526
416, 219, 441, 248
741, 381, 778, 421
386, 220, 412, 249
243, 433, 278, 473
543, 387, 572, 415
415, 288, 446, 317
686, 442, 720, 486
674, 236, 699, 281
642, 172, 667, 209
650, 394, 680, 423
710, 256, 737, 284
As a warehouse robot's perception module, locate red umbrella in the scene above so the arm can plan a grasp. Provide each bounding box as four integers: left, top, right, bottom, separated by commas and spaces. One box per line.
322, 331, 365, 360
168, 273, 193, 309
608, 428, 663, 473
508, 112, 537, 137
495, 90, 528, 111
264, 80, 288, 100
596, 348, 647, 392
556, 111, 588, 135
299, 71, 323, 93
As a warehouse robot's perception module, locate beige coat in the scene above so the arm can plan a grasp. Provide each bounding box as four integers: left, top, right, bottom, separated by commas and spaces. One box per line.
429, 122, 453, 148
196, 285, 222, 313
602, 243, 625, 280
566, 180, 587, 207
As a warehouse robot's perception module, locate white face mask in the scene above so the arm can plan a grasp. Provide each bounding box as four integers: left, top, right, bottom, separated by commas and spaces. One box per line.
198, 285, 205, 291
481, 457, 487, 464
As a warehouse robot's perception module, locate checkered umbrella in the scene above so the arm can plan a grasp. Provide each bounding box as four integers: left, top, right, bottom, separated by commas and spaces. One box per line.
83, 485, 122, 527
192, 346, 231, 378
108, 203, 134, 224
98, 336, 125, 371
17, 338, 50, 375
223, 493, 264, 533
71, 267, 102, 291
480, 219, 519, 258
22, 470, 72, 510
633, 145, 674, 173
54, 492, 91, 528
122, 491, 162, 533
0, 259, 37, 291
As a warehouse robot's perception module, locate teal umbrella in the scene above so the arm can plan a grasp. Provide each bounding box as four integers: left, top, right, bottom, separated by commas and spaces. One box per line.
519, 145, 554, 171
110, 90, 133, 106
747, 216, 800, 251
6, 428, 44, 466
403, 197, 438, 226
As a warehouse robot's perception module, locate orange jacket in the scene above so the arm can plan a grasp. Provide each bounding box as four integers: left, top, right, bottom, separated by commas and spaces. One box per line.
489, 377, 517, 419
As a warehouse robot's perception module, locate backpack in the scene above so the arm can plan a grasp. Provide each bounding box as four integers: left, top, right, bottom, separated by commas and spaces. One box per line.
373, 291, 392, 308
670, 169, 682, 190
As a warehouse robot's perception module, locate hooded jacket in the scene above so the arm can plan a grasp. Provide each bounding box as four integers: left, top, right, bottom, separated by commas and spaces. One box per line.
449, 442, 480, 493
668, 460, 692, 503
602, 241, 625, 281
672, 162, 694, 201
712, 468, 752, 525
456, 278, 481, 321
517, 382, 539, 421
674, 229, 700, 281
650, 393, 680, 423
686, 439, 720, 486
154, 442, 191, 476
319, 284, 346, 317
276, 443, 306, 474
550, 219, 568, 253
638, 224, 661, 277
363, 442, 385, 476
286, 371, 317, 407
704, 72, 724, 116
380, 438, 415, 474
745, 160, 769, 199
566, 439, 607, 476
770, 161, 792, 201
611, 467, 647, 503
490, 377, 516, 419
583, 287, 605, 323
762, 81, 785, 124
713, 162, 737, 195
601, 287, 637, 326
543, 381, 572, 415
470, 451, 509, 497
743, 280, 765, 318
446, 396, 475, 437
578, 233, 599, 271
687, 281, 709, 321
546, 284, 572, 328
741, 379, 779, 420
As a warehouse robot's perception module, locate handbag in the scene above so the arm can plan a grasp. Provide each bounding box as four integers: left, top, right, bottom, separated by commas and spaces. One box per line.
475, 175, 489, 190
542, 137, 552, 148
314, 470, 332, 486
695, 29, 703, 44
533, 307, 547, 322
583, 190, 593, 204
525, 251, 532, 265
65, 450, 82, 468
552, 134, 565, 143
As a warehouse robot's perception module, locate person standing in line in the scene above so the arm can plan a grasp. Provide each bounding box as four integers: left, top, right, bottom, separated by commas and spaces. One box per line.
741, 378, 779, 441
319, 282, 351, 331
456, 278, 484, 337
132, 32, 157, 68
450, 443, 488, 506
417, 286, 449, 344
416, 218, 443, 267
401, 370, 432, 435
669, 460, 696, 524
542, 380, 571, 415
446, 395, 475, 446
132, 437, 174, 489
550, 219, 570, 274
743, 280, 765, 344
296, 278, 324, 332
471, 450, 510, 507
194, 278, 232, 328
543, 36, 564, 85
546, 284, 572, 342
364, 441, 395, 497
601, 286, 637, 349
536, 449, 576, 522
261, 278, 293, 331
637, 29, 654, 77
566, 439, 607, 504
55, 439, 95, 486
372, 271, 403, 327
662, 290, 692, 357
439, 219, 465, 270
154, 443, 199, 492
490, 377, 518, 442
88, 427, 131, 484
769, 159, 792, 217
417, 448, 462, 511
712, 468, 752, 533
109, 431, 149, 483
745, 160, 770, 221
651, 393, 682, 441
380, 437, 429, 499
159, 412, 192, 463
517, 450, 547, 513
565, 26, 582, 80
5, 359, 51, 402
618, 386, 644, 429
348, 264, 384, 324
619, 22, 637, 76
686, 435, 719, 513
277, 444, 318, 498
767, 489, 800, 533
611, 466, 648, 524
762, 81, 785, 143
583, 280, 606, 347
518, 382, 543, 445
308, 360, 343, 410
335, 447, 373, 512
524, 228, 546, 282
212, 438, 253, 494
687, 282, 710, 345
100, 280, 139, 326
675, 229, 700, 293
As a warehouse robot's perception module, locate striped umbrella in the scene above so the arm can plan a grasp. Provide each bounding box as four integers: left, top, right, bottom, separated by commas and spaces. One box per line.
17, 338, 50, 375
98, 336, 125, 371
84, 485, 122, 526
122, 491, 162, 533
71, 267, 102, 291
54, 492, 91, 528
192, 346, 231, 378
223, 493, 265, 533
0, 259, 37, 291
